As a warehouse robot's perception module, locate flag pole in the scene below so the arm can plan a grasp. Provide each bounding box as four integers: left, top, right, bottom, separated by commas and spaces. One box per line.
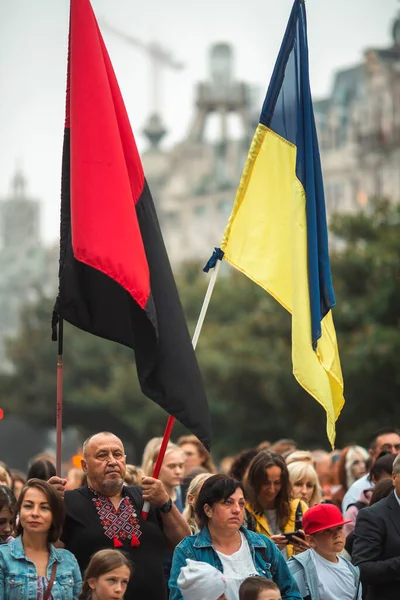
56, 318, 64, 476
141, 259, 222, 519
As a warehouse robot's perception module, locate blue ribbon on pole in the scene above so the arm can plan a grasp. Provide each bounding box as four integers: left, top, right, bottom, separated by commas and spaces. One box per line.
203, 247, 224, 273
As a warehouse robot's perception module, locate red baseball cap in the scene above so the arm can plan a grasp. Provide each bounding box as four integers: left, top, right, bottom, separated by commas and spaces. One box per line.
302, 503, 352, 535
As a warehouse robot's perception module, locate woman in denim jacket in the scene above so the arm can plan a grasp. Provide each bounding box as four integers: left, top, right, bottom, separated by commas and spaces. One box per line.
169, 475, 301, 600
0, 478, 82, 599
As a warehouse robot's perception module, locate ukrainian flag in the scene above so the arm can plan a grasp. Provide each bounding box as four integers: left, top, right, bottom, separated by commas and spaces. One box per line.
209, 0, 344, 446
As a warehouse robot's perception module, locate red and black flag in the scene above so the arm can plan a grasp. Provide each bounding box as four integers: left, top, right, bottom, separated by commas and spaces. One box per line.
53, 0, 211, 448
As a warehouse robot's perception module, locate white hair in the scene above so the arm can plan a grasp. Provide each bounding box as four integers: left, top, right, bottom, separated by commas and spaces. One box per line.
393, 454, 400, 476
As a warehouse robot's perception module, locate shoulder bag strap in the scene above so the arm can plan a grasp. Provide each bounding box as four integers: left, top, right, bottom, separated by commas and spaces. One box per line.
43, 562, 57, 600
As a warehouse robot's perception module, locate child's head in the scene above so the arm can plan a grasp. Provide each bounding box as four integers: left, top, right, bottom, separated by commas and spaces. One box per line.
302, 503, 351, 558
80, 549, 133, 600
239, 576, 281, 600
0, 485, 17, 541
177, 559, 227, 600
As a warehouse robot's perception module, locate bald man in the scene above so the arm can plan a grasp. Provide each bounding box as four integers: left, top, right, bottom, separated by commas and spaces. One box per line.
49, 431, 190, 599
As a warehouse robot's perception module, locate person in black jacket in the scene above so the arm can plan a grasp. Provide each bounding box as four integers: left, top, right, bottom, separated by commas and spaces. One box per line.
352, 454, 400, 600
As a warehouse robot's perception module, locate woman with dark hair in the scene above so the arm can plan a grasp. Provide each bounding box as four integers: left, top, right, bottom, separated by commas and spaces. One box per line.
27, 459, 57, 482
79, 548, 133, 600
0, 478, 82, 598
169, 474, 301, 600
0, 486, 16, 543
244, 451, 308, 559
229, 449, 259, 483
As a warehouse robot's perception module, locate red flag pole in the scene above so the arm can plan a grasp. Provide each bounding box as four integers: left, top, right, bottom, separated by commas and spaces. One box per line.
141, 260, 222, 519
56, 318, 64, 477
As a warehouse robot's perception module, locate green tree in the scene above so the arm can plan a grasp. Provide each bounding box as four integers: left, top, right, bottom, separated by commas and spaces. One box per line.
1, 199, 399, 459
328, 199, 400, 442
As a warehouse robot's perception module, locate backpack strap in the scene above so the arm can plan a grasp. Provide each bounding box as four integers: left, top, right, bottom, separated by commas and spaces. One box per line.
43, 562, 57, 600
347, 501, 367, 511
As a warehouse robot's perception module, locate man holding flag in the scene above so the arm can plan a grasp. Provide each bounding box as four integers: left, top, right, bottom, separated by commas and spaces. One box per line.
48, 0, 204, 596
51, 432, 189, 600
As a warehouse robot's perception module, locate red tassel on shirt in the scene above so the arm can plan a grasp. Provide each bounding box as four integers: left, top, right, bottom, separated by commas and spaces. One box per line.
131, 534, 140, 547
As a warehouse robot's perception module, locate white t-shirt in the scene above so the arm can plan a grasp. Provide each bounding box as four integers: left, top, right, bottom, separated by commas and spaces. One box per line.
342, 473, 373, 513
265, 509, 288, 561
216, 532, 258, 600
311, 549, 362, 600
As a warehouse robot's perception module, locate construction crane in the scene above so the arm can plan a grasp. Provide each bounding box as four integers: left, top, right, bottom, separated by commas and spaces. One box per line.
100, 20, 184, 147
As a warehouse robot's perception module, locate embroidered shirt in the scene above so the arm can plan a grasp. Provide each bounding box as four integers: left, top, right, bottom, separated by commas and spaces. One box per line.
61, 485, 168, 600
89, 487, 142, 545
37, 576, 54, 600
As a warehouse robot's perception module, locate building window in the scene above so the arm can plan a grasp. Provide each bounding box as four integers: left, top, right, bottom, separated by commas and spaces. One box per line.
166, 211, 180, 226
194, 205, 206, 217
218, 201, 231, 214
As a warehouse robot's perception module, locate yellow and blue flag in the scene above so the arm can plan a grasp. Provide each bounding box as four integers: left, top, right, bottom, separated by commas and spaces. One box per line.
205, 0, 344, 446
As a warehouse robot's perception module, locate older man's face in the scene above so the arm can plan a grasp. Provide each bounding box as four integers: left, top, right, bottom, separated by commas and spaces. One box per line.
392, 461, 400, 497
82, 433, 126, 496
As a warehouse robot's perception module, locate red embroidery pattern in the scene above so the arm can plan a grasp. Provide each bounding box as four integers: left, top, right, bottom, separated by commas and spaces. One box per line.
90, 489, 142, 544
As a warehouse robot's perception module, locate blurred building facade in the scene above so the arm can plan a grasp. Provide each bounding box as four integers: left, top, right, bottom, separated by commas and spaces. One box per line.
1, 13, 399, 372
0, 171, 57, 370
314, 12, 400, 213
142, 43, 258, 266
145, 13, 400, 267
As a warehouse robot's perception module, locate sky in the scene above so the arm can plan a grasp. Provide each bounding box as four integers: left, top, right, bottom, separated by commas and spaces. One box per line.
0, 0, 398, 243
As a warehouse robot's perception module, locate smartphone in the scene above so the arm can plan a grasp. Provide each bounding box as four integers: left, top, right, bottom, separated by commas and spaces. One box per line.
282, 530, 305, 543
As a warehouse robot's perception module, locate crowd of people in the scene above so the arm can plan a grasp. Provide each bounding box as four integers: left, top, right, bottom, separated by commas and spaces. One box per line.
0, 428, 399, 599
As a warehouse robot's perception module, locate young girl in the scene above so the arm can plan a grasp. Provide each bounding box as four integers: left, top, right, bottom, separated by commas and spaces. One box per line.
79, 549, 133, 600
0, 486, 16, 543
239, 577, 282, 600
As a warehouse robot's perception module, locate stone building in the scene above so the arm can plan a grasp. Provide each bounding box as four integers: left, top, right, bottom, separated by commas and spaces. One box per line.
144, 12, 400, 267
0, 171, 57, 370
314, 12, 400, 214
143, 42, 258, 267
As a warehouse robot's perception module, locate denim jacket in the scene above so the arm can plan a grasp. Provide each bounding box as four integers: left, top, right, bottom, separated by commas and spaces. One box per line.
287, 549, 360, 600
0, 536, 82, 600
169, 526, 301, 600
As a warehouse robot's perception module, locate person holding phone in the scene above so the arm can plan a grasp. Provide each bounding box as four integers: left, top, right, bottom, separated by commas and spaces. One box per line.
244, 452, 309, 559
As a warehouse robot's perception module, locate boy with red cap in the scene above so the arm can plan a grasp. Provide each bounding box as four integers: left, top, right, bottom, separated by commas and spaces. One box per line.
287, 504, 361, 600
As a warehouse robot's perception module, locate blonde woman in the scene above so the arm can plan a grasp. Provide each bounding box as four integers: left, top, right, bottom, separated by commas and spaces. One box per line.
182, 473, 212, 534
288, 461, 321, 507
140, 436, 163, 473
332, 445, 369, 508
124, 464, 144, 486
285, 450, 314, 466
144, 441, 186, 512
